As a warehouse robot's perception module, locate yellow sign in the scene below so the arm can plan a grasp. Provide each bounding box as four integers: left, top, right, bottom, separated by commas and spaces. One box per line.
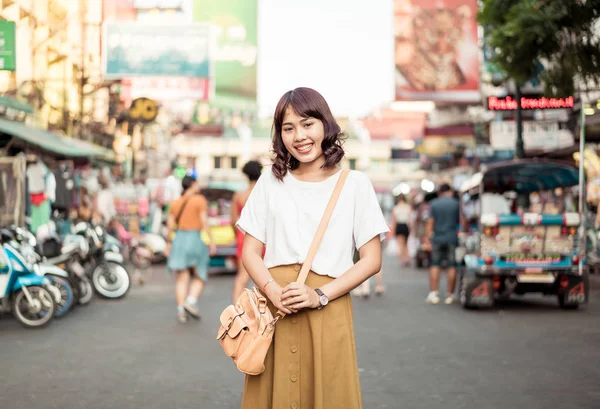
128, 97, 158, 122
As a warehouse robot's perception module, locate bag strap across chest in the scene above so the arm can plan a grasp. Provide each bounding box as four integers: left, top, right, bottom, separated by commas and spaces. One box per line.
296, 169, 350, 286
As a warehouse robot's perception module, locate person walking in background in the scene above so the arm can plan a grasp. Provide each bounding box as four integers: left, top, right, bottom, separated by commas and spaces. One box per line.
391, 194, 412, 266
165, 176, 216, 323
230, 160, 264, 303
237, 87, 388, 409
94, 175, 116, 227
423, 183, 460, 304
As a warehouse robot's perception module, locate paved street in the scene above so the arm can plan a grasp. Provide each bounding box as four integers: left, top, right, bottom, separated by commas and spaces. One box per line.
2, 256, 600, 409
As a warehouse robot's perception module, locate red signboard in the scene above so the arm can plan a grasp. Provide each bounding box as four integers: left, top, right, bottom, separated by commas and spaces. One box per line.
488, 96, 574, 111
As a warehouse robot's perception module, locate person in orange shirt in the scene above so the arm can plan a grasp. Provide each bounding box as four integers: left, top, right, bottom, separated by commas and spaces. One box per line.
165, 176, 216, 323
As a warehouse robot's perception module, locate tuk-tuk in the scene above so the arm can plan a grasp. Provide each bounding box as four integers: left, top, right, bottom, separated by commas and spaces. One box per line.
458, 160, 589, 310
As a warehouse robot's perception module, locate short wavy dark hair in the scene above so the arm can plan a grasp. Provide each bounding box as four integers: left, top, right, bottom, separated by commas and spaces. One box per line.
271, 87, 346, 181
242, 160, 263, 182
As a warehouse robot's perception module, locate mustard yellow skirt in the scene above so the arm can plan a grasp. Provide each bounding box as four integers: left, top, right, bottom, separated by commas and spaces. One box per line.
241, 264, 363, 409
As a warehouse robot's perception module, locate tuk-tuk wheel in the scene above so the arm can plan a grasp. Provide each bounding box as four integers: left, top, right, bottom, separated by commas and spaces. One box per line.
558, 298, 579, 310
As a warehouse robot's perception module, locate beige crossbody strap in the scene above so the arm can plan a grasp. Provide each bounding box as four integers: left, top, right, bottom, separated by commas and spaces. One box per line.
296, 169, 350, 285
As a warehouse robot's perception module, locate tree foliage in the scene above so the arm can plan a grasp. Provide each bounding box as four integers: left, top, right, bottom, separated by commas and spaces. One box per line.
479, 0, 600, 96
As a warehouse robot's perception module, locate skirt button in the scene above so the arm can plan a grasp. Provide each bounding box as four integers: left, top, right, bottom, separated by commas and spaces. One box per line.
291, 375, 297, 382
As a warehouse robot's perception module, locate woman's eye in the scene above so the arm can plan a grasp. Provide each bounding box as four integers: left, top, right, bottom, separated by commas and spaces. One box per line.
283, 127, 292, 132
304, 123, 313, 128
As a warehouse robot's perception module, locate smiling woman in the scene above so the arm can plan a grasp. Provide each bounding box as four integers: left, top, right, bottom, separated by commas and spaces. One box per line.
271, 87, 346, 181
236, 87, 389, 409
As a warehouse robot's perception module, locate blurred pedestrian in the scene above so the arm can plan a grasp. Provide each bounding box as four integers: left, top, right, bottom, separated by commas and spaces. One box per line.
237, 87, 388, 408
423, 183, 460, 304
391, 194, 412, 266
165, 176, 216, 323
94, 176, 116, 227
230, 160, 263, 303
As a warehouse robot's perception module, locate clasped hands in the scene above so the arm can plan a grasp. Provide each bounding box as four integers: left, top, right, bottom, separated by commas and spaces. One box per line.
265, 282, 320, 315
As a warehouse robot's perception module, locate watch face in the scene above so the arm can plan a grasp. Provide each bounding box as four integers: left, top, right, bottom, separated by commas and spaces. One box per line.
320, 294, 329, 306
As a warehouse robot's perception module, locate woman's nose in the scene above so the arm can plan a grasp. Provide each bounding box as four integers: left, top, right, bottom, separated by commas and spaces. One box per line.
294, 129, 307, 142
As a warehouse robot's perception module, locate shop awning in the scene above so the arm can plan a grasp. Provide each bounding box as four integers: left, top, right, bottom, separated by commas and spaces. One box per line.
0, 118, 104, 158
0, 96, 35, 114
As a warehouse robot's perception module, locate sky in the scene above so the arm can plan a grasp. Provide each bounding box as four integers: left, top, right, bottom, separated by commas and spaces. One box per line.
257, 0, 395, 119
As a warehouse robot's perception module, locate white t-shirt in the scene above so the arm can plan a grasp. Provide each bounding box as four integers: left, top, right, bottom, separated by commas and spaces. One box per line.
236, 168, 390, 278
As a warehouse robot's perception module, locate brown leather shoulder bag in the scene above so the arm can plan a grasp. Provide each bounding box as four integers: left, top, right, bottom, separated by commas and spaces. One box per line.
216, 169, 350, 375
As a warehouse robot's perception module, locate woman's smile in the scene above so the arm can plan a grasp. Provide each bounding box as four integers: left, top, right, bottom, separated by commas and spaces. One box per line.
295, 143, 314, 155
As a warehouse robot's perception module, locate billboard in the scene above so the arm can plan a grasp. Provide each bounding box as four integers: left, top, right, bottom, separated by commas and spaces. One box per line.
0, 21, 16, 71
193, 0, 257, 99
394, 0, 480, 102
103, 22, 212, 78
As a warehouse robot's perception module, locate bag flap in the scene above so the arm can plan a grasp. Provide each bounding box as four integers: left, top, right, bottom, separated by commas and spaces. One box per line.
218, 305, 248, 338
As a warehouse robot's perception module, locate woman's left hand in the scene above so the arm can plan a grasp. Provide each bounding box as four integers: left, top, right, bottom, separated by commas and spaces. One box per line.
280, 282, 321, 312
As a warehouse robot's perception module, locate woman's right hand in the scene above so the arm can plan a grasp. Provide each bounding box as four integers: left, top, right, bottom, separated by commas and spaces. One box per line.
265, 283, 294, 315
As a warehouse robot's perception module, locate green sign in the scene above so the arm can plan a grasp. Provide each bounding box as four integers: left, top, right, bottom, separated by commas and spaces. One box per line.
0, 21, 16, 71
193, 0, 257, 99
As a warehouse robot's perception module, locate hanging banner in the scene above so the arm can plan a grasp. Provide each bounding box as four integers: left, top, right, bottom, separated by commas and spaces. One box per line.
193, 0, 257, 99
103, 22, 212, 78
394, 0, 480, 102
0, 21, 16, 71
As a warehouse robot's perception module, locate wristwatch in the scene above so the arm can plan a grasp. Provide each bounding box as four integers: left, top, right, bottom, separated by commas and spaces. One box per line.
315, 288, 329, 310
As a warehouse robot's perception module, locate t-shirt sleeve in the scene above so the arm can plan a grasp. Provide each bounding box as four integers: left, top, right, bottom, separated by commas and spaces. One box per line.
235, 173, 269, 244
353, 172, 390, 250
196, 195, 208, 213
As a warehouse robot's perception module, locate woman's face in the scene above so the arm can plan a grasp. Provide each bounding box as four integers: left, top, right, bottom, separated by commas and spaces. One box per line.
281, 107, 325, 167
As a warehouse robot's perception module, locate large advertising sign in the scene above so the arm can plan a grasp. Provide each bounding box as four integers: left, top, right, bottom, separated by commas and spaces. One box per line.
193, 0, 257, 99
394, 0, 480, 102
103, 22, 212, 78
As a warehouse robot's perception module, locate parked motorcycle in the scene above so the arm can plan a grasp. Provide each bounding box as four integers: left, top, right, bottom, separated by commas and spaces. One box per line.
129, 233, 167, 269
74, 222, 130, 299
6, 226, 79, 317
0, 230, 57, 328
15, 225, 93, 307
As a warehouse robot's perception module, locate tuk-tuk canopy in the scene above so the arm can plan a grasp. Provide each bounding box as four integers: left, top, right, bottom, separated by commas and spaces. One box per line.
460, 160, 579, 195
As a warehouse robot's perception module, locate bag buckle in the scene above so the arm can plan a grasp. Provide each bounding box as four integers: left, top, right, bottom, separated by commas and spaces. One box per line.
261, 315, 280, 336
218, 310, 245, 340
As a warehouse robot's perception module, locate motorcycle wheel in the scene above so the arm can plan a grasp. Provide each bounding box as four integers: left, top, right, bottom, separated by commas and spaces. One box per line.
12, 286, 56, 328
48, 275, 75, 317
92, 261, 130, 299
130, 245, 152, 269
78, 276, 93, 305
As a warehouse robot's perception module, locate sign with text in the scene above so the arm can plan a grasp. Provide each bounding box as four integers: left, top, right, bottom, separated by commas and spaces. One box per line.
0, 21, 16, 71
487, 96, 574, 111
120, 77, 210, 103
103, 22, 212, 78
490, 120, 575, 152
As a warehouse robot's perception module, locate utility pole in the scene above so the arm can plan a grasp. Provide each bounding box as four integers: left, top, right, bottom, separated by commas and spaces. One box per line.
515, 82, 525, 159
79, 0, 86, 139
